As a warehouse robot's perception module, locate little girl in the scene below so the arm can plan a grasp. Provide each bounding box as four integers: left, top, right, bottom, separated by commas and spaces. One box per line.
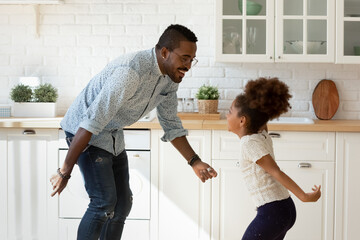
226, 77, 321, 240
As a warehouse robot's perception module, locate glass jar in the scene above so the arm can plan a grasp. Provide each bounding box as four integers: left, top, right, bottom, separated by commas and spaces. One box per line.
184, 98, 194, 112
177, 98, 184, 112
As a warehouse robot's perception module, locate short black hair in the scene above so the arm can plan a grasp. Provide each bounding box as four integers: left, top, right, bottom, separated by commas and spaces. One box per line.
156, 24, 198, 51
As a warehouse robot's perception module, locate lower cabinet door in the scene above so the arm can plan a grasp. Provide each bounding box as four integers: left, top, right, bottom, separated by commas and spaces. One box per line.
211, 160, 256, 240
0, 128, 58, 240
277, 161, 334, 240
152, 130, 212, 240
335, 132, 360, 240
211, 160, 334, 240
58, 219, 150, 240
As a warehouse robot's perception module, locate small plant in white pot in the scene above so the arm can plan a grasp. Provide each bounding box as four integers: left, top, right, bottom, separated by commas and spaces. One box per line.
195, 85, 220, 114
11, 83, 58, 117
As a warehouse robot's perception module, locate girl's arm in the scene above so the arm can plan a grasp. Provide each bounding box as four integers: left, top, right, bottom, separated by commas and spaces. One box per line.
256, 154, 321, 202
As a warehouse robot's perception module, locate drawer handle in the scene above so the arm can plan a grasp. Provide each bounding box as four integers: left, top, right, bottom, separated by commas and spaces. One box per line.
23, 130, 36, 135
269, 132, 281, 138
298, 163, 311, 168
132, 154, 140, 158
236, 161, 240, 167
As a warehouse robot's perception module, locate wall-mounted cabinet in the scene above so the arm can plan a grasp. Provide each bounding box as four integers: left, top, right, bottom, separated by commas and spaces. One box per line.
216, 0, 335, 63
336, 0, 360, 63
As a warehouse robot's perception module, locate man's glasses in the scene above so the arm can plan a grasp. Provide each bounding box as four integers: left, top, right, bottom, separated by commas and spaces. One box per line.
171, 51, 198, 68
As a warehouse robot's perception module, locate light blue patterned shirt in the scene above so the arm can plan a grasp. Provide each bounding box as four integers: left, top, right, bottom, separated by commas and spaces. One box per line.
60, 48, 187, 155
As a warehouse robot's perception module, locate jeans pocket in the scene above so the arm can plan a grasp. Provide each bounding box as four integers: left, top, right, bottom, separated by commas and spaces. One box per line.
65, 136, 73, 147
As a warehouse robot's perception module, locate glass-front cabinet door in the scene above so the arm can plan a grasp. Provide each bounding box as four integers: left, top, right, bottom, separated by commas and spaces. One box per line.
216, 0, 335, 63
275, 0, 335, 62
336, 0, 360, 63
216, 0, 275, 62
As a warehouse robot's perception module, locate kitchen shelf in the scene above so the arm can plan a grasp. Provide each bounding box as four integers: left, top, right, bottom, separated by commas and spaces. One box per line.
0, 0, 63, 4
0, 1, 64, 37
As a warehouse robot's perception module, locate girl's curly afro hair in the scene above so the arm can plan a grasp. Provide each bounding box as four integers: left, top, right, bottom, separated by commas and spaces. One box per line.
234, 77, 292, 133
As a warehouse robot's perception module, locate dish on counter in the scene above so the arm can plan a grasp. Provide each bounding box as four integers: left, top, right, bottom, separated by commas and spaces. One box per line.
268, 117, 314, 124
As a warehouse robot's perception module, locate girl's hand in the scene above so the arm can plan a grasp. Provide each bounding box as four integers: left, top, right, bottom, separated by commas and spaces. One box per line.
302, 185, 321, 202
50, 171, 69, 197
192, 160, 218, 183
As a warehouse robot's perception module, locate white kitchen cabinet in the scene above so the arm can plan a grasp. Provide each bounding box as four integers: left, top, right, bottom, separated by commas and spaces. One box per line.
216, 0, 335, 62
212, 130, 335, 161
336, 0, 360, 63
335, 132, 360, 240
151, 130, 212, 240
277, 161, 334, 240
211, 159, 256, 240
211, 130, 335, 240
0, 128, 59, 240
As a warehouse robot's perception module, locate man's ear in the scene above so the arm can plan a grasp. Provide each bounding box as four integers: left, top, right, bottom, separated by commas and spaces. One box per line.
160, 47, 170, 59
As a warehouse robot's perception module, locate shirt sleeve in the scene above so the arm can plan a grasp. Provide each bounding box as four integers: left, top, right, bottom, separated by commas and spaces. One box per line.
156, 87, 188, 142
241, 138, 271, 163
79, 67, 139, 135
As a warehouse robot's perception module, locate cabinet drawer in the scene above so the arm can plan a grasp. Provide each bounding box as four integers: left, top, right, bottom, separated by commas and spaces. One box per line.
212, 130, 242, 160
271, 131, 335, 161
212, 130, 335, 161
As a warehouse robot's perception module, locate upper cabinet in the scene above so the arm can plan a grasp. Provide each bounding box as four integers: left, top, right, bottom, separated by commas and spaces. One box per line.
216, 0, 275, 62
216, 0, 335, 63
336, 0, 360, 63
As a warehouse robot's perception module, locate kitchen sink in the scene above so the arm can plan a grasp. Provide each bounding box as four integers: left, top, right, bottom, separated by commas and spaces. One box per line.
268, 117, 314, 124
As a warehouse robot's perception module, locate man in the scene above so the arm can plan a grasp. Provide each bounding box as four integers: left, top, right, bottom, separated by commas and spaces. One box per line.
50, 24, 218, 240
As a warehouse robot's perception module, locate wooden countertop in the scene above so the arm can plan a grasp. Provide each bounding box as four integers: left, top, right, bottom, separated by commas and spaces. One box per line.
1, 117, 360, 132
203, 119, 360, 132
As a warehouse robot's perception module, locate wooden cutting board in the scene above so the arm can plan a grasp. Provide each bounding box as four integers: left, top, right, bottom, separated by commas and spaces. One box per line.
312, 79, 339, 120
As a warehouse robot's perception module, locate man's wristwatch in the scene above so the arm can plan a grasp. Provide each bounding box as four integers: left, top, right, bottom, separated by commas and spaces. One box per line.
57, 168, 71, 179
188, 154, 201, 166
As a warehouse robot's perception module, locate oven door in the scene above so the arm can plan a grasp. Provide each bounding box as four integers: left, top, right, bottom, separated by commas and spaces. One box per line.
58, 149, 151, 220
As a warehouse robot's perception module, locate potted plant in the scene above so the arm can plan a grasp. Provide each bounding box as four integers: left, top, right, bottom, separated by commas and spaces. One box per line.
195, 85, 220, 114
10, 84, 33, 103
10, 83, 58, 117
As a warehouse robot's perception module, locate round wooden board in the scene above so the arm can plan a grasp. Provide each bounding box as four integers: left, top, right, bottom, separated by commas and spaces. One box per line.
312, 79, 339, 120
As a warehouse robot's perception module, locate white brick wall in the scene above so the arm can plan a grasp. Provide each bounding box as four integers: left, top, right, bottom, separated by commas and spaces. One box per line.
0, 0, 359, 119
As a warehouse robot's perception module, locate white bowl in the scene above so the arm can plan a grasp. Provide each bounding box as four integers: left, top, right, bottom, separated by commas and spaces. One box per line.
286, 40, 326, 54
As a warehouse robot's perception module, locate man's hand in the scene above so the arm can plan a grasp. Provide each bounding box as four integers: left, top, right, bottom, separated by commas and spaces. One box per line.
50, 172, 69, 197
192, 160, 218, 182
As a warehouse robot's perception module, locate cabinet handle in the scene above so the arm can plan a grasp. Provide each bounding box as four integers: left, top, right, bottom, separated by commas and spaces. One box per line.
298, 163, 312, 168
269, 132, 281, 138
23, 130, 36, 135
270, 56, 273, 59
236, 161, 240, 167
132, 154, 140, 158
278, 56, 281, 59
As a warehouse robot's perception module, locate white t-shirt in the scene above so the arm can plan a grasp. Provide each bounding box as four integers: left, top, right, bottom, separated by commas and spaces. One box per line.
239, 130, 290, 207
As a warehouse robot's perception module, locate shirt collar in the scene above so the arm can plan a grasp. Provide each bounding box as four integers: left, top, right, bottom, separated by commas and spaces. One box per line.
152, 47, 165, 78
